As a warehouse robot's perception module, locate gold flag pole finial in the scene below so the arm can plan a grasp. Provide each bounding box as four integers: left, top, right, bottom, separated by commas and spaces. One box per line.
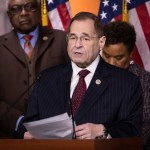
122, 0, 128, 22
41, 0, 48, 26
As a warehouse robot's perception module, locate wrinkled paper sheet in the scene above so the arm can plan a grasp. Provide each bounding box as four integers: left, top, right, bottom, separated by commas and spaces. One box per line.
24, 113, 74, 139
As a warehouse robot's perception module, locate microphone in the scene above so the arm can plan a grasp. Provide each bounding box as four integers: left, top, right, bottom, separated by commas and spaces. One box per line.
0, 74, 42, 120
66, 76, 76, 139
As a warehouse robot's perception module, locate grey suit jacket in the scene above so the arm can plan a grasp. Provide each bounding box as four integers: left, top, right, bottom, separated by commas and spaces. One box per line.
17, 57, 143, 138
0, 26, 69, 137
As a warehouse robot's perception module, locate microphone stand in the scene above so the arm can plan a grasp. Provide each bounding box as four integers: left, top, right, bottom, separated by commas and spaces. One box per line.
69, 98, 76, 139
66, 76, 76, 139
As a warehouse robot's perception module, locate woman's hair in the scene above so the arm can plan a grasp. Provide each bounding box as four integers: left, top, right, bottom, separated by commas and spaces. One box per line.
104, 21, 136, 53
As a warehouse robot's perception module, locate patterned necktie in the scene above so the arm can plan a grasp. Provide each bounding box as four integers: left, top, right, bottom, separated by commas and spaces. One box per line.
24, 35, 33, 58
72, 69, 90, 116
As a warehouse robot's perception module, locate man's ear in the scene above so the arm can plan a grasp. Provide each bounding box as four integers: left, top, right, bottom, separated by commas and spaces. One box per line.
99, 36, 106, 50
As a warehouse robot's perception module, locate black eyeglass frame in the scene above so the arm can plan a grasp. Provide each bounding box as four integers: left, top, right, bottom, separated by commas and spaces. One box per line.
8, 2, 38, 15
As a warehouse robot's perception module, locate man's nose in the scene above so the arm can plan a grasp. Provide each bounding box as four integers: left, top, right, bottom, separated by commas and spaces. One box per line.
75, 38, 83, 47
20, 7, 28, 15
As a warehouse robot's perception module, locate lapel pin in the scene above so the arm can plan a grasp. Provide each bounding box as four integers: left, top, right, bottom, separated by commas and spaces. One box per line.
95, 79, 101, 85
42, 36, 48, 41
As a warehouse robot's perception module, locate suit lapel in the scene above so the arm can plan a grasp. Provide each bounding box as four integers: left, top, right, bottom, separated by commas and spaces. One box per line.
1, 30, 26, 65
35, 26, 54, 62
1, 27, 56, 65
75, 58, 111, 123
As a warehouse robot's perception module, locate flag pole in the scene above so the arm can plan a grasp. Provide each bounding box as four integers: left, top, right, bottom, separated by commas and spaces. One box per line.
41, 0, 48, 26
122, 0, 128, 22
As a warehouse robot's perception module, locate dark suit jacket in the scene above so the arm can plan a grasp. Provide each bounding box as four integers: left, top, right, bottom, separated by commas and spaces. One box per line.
0, 26, 69, 137
18, 58, 143, 138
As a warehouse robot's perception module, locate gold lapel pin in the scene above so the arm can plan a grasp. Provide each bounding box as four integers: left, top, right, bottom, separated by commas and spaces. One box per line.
42, 36, 48, 41
95, 79, 101, 85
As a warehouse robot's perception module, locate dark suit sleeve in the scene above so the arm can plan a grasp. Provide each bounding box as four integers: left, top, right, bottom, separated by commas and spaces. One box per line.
0, 41, 27, 136
104, 77, 143, 138
16, 81, 40, 138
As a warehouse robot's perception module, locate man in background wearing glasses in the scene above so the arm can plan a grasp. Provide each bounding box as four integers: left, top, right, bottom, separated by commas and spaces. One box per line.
0, 0, 69, 138
17, 12, 143, 140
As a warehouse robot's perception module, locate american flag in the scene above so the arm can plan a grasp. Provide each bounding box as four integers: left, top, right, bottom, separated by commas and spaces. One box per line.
98, 0, 150, 72
46, 0, 72, 31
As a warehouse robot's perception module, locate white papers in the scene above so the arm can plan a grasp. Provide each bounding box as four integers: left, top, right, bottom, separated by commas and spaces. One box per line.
24, 113, 74, 139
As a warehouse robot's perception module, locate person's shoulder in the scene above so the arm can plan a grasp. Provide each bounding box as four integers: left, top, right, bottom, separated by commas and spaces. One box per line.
100, 59, 142, 89
101, 58, 137, 79
129, 63, 150, 78
40, 62, 70, 78
40, 26, 66, 36
51, 29, 67, 38
0, 30, 14, 39
0, 30, 16, 45
107, 63, 141, 89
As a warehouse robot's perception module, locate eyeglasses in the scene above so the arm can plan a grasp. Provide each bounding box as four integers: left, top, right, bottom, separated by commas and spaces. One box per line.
67, 34, 99, 44
8, 2, 37, 15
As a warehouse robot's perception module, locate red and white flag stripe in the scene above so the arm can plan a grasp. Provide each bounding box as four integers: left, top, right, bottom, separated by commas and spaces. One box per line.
129, 1, 150, 71
48, 1, 71, 31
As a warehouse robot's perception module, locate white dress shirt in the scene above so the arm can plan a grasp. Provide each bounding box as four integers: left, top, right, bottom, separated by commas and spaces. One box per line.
70, 56, 100, 98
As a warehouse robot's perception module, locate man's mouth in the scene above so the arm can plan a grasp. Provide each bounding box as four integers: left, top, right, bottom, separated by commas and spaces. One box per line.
74, 52, 83, 57
19, 19, 30, 25
74, 52, 81, 54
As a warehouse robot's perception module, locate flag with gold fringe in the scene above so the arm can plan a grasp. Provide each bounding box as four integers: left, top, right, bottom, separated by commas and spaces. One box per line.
98, 0, 150, 72
41, 0, 71, 31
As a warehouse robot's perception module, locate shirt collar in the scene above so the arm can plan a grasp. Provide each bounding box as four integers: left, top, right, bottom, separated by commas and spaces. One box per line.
71, 55, 100, 78
17, 26, 39, 40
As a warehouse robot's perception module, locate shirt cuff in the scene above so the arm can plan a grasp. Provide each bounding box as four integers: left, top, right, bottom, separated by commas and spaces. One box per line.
15, 115, 24, 131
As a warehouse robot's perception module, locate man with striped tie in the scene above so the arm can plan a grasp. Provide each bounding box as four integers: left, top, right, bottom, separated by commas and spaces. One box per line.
17, 12, 143, 140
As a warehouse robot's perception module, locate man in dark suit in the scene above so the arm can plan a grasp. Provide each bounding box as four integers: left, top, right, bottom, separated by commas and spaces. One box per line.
17, 12, 143, 139
101, 21, 150, 150
0, 0, 69, 138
